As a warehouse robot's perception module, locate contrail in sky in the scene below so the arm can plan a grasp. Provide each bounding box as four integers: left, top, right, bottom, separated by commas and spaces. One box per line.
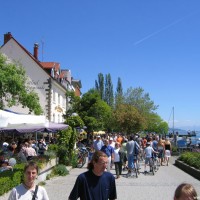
134, 13, 195, 46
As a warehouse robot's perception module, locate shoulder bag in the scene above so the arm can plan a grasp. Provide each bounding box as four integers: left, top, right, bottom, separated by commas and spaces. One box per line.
32, 185, 38, 200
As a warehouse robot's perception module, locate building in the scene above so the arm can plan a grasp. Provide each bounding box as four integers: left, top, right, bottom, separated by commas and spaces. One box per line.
0, 32, 81, 123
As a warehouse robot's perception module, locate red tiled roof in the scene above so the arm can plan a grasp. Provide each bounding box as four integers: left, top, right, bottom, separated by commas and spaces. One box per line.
59, 71, 65, 79
40, 62, 60, 71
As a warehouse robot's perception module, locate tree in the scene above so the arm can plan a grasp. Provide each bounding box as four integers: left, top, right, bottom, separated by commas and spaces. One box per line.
78, 89, 112, 132
65, 90, 81, 117
104, 73, 114, 107
144, 112, 168, 133
0, 54, 43, 114
112, 103, 146, 134
115, 77, 123, 106
124, 87, 158, 114
95, 73, 104, 100
65, 115, 84, 129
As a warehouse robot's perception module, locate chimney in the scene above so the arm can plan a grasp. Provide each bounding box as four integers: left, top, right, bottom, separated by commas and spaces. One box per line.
33, 43, 39, 60
4, 32, 12, 44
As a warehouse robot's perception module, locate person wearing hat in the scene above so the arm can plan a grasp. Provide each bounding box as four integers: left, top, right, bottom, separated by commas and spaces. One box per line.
93, 136, 104, 151
109, 137, 115, 148
144, 142, 158, 173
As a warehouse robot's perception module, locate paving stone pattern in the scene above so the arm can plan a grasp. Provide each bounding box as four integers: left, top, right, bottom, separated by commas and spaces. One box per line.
1, 157, 200, 200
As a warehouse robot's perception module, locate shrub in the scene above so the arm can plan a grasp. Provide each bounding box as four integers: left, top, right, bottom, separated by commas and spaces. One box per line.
179, 152, 200, 170
0, 163, 25, 196
57, 146, 69, 166
47, 144, 59, 154
44, 150, 56, 160
70, 151, 78, 168
53, 164, 69, 176
172, 145, 178, 152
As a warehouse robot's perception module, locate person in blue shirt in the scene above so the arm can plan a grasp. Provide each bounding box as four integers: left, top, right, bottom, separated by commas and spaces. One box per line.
100, 139, 114, 172
93, 136, 104, 151
68, 151, 117, 200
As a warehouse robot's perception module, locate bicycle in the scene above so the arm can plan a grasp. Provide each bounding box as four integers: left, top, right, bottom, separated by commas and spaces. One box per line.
126, 155, 140, 178
133, 156, 140, 178
76, 147, 88, 168
152, 154, 160, 172
144, 157, 155, 176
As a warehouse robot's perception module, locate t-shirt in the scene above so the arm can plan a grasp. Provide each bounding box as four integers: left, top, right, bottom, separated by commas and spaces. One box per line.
8, 184, 49, 200
93, 140, 104, 151
144, 146, 154, 158
113, 148, 120, 162
100, 145, 114, 157
152, 140, 158, 151
126, 140, 135, 155
68, 170, 117, 200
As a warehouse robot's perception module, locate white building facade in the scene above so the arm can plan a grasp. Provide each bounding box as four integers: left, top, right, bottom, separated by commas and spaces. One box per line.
0, 32, 78, 123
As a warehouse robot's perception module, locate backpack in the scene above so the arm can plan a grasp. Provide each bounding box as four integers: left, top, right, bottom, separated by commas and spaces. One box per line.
134, 141, 140, 155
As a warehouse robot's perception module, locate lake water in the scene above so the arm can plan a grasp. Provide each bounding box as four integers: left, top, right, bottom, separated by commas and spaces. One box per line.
177, 132, 200, 146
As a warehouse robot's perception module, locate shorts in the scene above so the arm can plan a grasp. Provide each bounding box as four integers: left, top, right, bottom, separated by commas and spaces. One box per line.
165, 150, 171, 158
127, 154, 134, 169
145, 157, 152, 165
158, 150, 164, 158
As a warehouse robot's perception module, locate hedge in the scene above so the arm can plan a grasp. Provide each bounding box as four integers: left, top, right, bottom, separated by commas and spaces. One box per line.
178, 152, 200, 170
0, 163, 25, 196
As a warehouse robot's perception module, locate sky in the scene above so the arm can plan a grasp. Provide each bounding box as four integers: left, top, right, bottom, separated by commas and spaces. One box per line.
0, 1, 200, 130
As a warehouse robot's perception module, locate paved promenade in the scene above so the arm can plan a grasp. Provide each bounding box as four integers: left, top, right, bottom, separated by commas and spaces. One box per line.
1, 157, 200, 200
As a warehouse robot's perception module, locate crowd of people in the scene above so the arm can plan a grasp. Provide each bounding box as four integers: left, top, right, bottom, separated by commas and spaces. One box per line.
0, 136, 57, 172
0, 132, 198, 199
80, 132, 173, 179
70, 132, 198, 200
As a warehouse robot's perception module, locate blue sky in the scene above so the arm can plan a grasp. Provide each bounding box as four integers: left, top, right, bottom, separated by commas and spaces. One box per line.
1, 1, 200, 130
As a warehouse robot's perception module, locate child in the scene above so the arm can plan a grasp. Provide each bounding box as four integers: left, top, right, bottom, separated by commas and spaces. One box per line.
144, 142, 158, 173
174, 183, 198, 200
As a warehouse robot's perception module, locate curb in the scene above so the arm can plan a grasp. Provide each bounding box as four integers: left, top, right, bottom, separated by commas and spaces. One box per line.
175, 160, 200, 180
66, 166, 73, 171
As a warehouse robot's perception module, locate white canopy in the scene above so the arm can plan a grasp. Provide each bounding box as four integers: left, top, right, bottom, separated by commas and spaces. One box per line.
0, 110, 47, 128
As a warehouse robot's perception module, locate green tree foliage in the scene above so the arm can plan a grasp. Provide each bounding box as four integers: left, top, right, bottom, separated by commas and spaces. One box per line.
113, 103, 146, 134
145, 113, 168, 133
124, 87, 158, 114
57, 126, 77, 165
0, 54, 43, 115
95, 73, 104, 100
65, 115, 84, 129
115, 77, 123, 106
104, 73, 114, 107
78, 89, 112, 132
122, 87, 168, 133
65, 90, 81, 117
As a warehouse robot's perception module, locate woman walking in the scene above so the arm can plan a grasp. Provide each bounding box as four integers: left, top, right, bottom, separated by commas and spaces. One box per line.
157, 139, 165, 166
164, 138, 172, 166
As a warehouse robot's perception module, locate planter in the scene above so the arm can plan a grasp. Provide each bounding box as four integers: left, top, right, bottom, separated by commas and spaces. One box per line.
171, 151, 180, 156
175, 159, 200, 180
36, 157, 58, 183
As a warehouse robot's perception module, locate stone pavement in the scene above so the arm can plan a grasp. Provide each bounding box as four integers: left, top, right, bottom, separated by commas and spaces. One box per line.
1, 157, 200, 200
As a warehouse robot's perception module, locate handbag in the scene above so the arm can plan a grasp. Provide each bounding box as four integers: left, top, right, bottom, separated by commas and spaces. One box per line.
32, 185, 38, 200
